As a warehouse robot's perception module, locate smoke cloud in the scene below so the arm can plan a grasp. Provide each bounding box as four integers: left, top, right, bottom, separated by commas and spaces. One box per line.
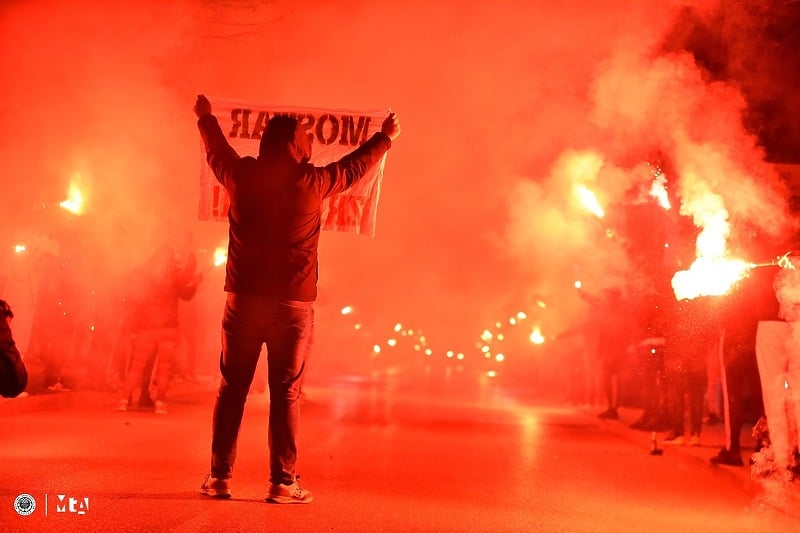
1, 0, 798, 386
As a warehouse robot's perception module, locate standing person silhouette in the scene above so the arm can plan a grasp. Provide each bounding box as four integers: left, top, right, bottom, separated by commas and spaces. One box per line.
0, 299, 27, 398
194, 95, 400, 503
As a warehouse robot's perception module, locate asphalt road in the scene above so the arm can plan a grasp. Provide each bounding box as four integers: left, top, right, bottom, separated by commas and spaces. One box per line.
2, 373, 800, 532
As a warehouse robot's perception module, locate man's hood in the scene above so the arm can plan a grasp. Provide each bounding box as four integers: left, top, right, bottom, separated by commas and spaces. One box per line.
258, 115, 312, 163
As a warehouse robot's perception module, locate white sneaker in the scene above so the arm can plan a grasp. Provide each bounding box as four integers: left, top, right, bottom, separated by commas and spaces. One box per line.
266, 478, 313, 504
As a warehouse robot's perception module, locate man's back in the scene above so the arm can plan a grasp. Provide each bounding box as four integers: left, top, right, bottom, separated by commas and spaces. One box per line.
197, 112, 392, 300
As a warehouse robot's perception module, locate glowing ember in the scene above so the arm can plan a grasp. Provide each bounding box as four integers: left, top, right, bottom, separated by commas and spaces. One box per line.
671, 256, 751, 300
60, 180, 86, 215
574, 281, 582, 289
341, 305, 353, 315
530, 326, 545, 345
213, 247, 228, 266
573, 184, 605, 218
13, 244, 26, 253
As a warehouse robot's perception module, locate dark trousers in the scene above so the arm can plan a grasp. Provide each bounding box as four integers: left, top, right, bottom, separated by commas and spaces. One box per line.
720, 333, 763, 454
211, 293, 314, 485
664, 361, 706, 437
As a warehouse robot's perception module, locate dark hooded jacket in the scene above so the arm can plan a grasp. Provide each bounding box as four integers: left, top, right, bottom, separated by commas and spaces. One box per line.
197, 114, 391, 300
0, 300, 27, 398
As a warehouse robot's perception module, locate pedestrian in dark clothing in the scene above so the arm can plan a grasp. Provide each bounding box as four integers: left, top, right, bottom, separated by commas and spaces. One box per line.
579, 287, 633, 420
194, 94, 400, 503
115, 243, 202, 414
662, 296, 718, 446
0, 299, 27, 398
710, 265, 775, 467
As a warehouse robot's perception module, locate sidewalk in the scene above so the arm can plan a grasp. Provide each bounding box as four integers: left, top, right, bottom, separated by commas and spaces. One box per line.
587, 405, 768, 489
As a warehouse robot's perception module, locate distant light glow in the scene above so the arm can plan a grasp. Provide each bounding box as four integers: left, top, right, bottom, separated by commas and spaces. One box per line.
14, 244, 26, 253
530, 326, 545, 344
341, 305, 353, 315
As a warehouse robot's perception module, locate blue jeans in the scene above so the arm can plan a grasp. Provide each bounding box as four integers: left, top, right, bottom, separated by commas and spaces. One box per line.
211, 293, 314, 485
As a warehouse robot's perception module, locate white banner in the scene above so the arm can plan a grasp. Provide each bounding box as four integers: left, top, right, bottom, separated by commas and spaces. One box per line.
199, 100, 389, 237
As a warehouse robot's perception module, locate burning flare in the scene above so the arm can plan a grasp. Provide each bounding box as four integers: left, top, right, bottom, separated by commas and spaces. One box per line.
213, 247, 227, 267
671, 182, 747, 300
573, 184, 605, 218
672, 256, 751, 300
60, 179, 86, 215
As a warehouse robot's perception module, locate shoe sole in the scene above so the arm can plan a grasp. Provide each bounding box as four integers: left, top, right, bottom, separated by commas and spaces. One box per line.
265, 496, 313, 504
201, 490, 232, 498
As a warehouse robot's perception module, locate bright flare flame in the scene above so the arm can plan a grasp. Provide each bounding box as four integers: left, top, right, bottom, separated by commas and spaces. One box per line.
672, 186, 745, 300
672, 256, 751, 300
14, 244, 26, 253
213, 247, 228, 267
60, 180, 85, 215
341, 305, 353, 315
573, 184, 605, 218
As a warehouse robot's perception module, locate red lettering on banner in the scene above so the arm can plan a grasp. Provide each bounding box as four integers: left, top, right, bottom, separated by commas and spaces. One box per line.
211, 184, 229, 218
324, 195, 367, 227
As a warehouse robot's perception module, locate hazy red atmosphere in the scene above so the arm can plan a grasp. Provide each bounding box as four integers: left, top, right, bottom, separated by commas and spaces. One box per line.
2, 0, 800, 389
